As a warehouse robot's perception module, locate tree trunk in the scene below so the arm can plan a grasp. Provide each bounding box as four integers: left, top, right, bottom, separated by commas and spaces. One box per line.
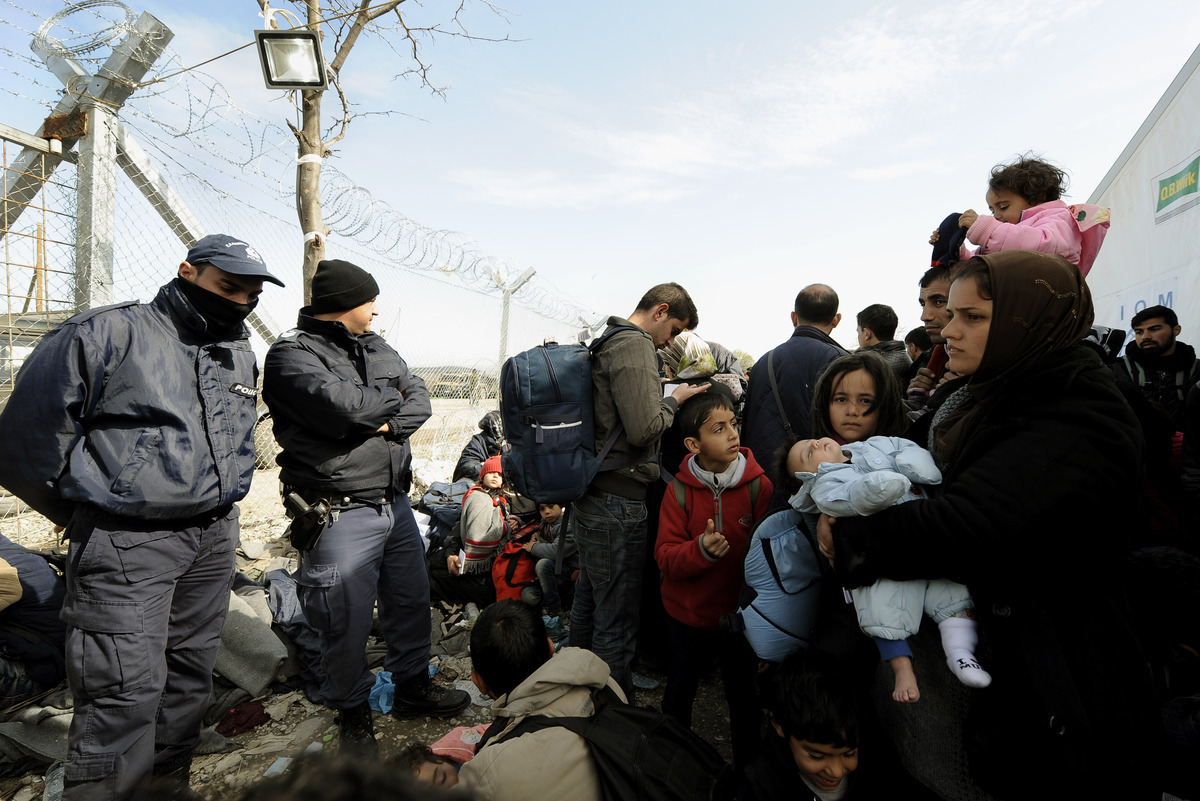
296, 86, 325, 305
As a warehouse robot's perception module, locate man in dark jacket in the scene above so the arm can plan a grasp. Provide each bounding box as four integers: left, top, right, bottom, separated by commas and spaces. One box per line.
0, 234, 282, 801
1111, 305, 1200, 546
453, 410, 505, 482
263, 259, 468, 758
904, 326, 932, 383
1111, 304, 1200, 433
0, 533, 66, 707
741, 284, 848, 507
855, 303, 910, 386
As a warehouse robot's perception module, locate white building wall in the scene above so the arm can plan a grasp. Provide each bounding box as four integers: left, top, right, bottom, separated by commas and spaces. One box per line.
1088, 44, 1200, 340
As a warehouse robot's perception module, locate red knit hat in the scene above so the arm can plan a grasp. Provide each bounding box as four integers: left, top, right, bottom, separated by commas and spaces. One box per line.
479, 455, 503, 480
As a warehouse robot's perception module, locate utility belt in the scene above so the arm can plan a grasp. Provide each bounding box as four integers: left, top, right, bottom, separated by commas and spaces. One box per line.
280, 484, 394, 551
284, 485, 394, 510
73, 503, 235, 535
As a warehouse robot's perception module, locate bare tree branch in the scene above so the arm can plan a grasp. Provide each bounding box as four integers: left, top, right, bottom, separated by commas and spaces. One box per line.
267, 0, 512, 297
322, 72, 352, 149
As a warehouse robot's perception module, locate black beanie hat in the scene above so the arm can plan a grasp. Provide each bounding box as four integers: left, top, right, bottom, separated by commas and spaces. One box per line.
310, 259, 380, 313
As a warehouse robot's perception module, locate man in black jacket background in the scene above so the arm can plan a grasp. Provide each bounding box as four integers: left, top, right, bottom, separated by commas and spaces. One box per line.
741, 284, 848, 509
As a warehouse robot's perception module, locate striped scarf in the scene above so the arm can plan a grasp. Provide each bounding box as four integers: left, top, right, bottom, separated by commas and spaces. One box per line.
461, 486, 509, 574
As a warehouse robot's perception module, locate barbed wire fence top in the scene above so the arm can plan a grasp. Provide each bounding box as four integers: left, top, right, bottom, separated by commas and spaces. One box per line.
0, 0, 602, 545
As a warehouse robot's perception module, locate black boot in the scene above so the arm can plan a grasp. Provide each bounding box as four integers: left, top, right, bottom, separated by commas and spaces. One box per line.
148, 754, 202, 800
392, 671, 471, 719
336, 700, 379, 760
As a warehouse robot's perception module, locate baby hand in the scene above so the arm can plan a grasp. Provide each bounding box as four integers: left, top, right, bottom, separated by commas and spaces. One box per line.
928, 228, 940, 245
959, 210, 978, 229
700, 520, 729, 559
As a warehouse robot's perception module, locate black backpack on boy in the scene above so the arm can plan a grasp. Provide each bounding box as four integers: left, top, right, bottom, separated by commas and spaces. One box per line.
477, 685, 736, 801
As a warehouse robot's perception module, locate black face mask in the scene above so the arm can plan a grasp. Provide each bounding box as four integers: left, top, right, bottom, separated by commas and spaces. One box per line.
175, 277, 257, 339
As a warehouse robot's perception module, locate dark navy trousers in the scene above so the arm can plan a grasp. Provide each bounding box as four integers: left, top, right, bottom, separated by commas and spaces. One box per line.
568, 488, 648, 699
61, 505, 238, 801
295, 500, 431, 709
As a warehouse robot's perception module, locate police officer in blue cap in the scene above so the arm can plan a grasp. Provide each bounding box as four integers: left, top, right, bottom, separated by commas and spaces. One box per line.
0, 234, 283, 800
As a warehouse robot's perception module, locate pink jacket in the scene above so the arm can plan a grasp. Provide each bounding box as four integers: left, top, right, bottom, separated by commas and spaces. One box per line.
960, 200, 1108, 276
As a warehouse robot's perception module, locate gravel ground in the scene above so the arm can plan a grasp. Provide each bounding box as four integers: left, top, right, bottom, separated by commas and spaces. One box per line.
0, 523, 737, 801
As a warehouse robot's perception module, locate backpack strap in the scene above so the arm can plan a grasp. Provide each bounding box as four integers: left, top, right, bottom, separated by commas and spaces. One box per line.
748, 476, 761, 511
672, 478, 687, 511
766, 349, 792, 435
760, 512, 826, 596
554, 508, 568, 574
1121, 354, 1145, 388
476, 684, 618, 752
501, 548, 538, 589
587, 324, 640, 354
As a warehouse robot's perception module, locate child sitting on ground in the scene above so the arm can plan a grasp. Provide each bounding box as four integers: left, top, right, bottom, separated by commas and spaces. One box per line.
941, 153, 1109, 276
449, 456, 513, 577
742, 648, 866, 800
520, 502, 578, 619
655, 392, 773, 773
786, 435, 991, 703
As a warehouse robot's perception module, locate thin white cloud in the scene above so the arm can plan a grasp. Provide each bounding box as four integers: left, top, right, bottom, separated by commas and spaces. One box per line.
848, 160, 946, 181
447, 167, 694, 208
449, 0, 1104, 208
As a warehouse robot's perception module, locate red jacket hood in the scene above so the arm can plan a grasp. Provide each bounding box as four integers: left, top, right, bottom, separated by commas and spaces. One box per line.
675, 447, 766, 490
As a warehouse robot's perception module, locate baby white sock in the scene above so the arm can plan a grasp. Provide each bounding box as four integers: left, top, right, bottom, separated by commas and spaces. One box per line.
937, 615, 992, 689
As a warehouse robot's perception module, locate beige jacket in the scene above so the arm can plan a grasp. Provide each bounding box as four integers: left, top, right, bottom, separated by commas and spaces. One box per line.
458, 647, 626, 801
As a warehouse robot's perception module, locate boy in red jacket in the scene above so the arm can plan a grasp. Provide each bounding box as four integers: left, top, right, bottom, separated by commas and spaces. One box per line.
655, 390, 773, 774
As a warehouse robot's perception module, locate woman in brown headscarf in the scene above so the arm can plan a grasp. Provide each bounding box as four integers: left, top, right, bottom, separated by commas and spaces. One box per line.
822, 251, 1160, 800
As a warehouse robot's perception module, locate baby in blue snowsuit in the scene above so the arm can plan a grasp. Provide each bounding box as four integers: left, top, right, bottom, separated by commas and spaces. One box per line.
788, 435, 991, 703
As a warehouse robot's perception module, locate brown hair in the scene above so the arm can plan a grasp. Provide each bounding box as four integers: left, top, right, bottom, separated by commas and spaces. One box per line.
635, 283, 698, 330
810, 352, 907, 440
988, 155, 1068, 206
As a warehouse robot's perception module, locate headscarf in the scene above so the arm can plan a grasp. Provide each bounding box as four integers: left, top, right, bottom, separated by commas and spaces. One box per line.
930, 251, 1094, 465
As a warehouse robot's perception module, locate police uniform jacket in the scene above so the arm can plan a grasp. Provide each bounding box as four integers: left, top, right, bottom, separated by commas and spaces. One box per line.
0, 280, 259, 527
263, 311, 430, 496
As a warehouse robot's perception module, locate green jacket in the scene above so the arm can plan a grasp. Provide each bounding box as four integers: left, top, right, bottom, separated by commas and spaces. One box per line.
590, 316, 679, 499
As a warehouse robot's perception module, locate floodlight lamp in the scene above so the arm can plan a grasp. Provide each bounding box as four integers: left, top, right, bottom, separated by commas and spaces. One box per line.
255, 28, 329, 91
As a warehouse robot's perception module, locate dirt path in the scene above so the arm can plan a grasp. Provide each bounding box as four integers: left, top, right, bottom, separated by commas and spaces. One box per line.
2, 663, 734, 800
0, 520, 737, 800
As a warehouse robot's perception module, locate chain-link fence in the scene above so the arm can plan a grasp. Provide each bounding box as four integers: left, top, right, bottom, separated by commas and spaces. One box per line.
0, 133, 78, 543
0, 3, 596, 549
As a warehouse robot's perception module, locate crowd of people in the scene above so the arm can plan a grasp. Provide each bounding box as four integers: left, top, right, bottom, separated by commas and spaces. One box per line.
0, 153, 1196, 801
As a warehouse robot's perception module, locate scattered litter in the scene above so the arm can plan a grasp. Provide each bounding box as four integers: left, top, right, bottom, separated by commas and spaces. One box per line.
454, 679, 492, 708
631, 673, 660, 691
40, 762, 63, 801
369, 670, 395, 714
240, 541, 265, 559
263, 757, 292, 778
263, 691, 300, 721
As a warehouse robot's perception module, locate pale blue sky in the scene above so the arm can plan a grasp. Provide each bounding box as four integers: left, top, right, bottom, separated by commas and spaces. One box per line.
3, 0, 1199, 359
